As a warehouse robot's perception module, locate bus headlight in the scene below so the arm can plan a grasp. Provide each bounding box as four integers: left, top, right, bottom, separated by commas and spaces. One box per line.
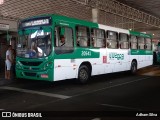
44, 61, 53, 70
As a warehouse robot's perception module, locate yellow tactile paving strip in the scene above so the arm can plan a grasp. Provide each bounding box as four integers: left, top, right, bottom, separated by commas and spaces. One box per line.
137, 66, 160, 76
141, 70, 160, 76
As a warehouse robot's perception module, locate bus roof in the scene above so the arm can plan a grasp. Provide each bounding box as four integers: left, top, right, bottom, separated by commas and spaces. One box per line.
129, 30, 152, 38
20, 14, 152, 38
21, 14, 98, 28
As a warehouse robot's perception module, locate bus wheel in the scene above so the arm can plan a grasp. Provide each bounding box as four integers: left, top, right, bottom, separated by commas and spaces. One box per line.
78, 65, 90, 84
130, 61, 137, 74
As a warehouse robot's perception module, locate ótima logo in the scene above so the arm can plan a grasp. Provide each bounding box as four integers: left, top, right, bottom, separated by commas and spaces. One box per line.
109, 52, 124, 60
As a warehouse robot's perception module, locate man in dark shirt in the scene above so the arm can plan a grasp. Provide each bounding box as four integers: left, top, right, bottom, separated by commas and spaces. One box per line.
60, 35, 65, 46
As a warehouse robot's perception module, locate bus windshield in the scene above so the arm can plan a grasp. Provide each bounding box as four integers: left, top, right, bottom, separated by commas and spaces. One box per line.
17, 27, 52, 58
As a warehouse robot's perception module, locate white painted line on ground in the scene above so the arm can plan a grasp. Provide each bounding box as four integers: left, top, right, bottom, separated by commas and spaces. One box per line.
91, 118, 101, 120
100, 103, 141, 111
73, 77, 151, 97
15, 77, 151, 109
0, 86, 71, 99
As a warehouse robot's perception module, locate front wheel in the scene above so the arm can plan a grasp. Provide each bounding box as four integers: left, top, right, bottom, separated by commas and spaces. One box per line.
130, 61, 137, 74
77, 65, 90, 84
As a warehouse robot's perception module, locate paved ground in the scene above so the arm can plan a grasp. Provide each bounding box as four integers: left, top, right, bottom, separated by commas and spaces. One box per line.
0, 65, 160, 120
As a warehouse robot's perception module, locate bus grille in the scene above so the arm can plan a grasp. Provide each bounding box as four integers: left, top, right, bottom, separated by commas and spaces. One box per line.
24, 67, 40, 70
20, 61, 42, 66
24, 72, 37, 77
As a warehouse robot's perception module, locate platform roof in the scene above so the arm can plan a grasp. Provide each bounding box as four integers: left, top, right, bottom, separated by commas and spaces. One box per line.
117, 0, 160, 39
117, 0, 160, 18
0, 0, 159, 39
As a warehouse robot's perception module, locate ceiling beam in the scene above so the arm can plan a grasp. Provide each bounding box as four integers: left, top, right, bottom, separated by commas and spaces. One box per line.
72, 0, 160, 28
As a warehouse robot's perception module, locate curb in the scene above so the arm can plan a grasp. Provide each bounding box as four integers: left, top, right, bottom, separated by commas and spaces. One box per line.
0, 78, 15, 86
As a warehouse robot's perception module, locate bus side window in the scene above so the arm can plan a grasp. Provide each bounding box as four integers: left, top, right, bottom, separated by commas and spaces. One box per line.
106, 31, 118, 49
54, 26, 74, 54
138, 37, 145, 50
76, 26, 90, 47
146, 38, 152, 50
91, 28, 105, 48
119, 33, 129, 49
55, 26, 73, 47
130, 35, 138, 49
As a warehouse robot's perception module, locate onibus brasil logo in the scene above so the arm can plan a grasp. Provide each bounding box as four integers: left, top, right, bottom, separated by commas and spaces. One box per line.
109, 52, 124, 60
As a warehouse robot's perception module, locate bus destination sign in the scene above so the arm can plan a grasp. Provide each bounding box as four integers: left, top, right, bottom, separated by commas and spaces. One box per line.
21, 17, 51, 28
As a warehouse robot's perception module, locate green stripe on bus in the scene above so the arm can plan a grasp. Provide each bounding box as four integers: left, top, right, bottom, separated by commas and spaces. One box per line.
130, 49, 153, 55
54, 48, 100, 59
129, 30, 152, 38
54, 15, 99, 28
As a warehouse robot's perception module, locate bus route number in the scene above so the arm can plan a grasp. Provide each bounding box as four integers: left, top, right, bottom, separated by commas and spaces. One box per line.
81, 51, 91, 56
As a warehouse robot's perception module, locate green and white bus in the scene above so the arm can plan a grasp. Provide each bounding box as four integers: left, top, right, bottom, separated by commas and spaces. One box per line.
16, 14, 153, 83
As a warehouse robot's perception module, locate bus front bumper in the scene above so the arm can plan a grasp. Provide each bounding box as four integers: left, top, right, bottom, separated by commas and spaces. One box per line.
16, 69, 53, 82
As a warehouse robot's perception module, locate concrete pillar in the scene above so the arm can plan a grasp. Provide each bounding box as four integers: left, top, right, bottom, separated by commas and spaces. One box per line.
92, 8, 99, 23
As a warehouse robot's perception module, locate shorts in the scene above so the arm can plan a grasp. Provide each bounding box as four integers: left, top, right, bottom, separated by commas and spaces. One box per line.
5, 60, 11, 70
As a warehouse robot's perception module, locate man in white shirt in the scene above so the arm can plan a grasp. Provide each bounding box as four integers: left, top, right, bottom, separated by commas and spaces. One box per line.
5, 45, 12, 79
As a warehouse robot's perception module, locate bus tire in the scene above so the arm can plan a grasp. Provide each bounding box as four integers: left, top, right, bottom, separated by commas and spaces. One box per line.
130, 61, 137, 74
77, 65, 90, 84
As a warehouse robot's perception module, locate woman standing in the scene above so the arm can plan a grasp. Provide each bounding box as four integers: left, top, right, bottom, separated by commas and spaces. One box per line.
5, 45, 12, 79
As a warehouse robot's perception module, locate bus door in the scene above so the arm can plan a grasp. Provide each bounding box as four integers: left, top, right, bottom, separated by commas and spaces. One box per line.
113, 50, 126, 72
107, 31, 125, 72
119, 33, 130, 71
145, 38, 153, 65
107, 50, 123, 72
138, 37, 145, 68
54, 25, 76, 81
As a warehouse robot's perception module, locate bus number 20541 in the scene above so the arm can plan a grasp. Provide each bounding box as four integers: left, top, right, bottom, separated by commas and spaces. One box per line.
81, 51, 92, 56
